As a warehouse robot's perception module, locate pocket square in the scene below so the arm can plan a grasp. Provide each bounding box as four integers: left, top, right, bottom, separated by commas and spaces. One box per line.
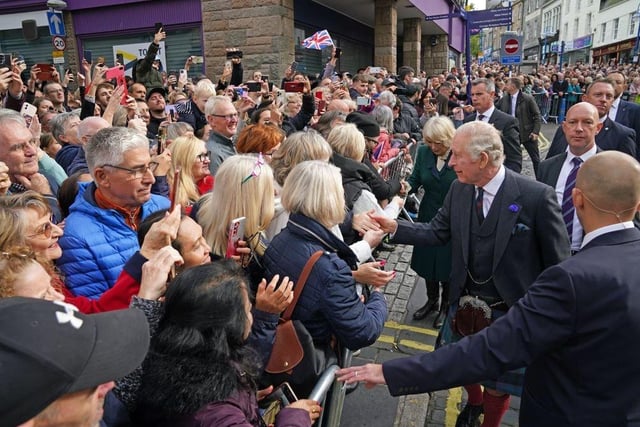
512, 223, 531, 235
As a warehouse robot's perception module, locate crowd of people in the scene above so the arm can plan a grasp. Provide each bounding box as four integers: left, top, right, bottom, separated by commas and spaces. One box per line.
1, 25, 640, 427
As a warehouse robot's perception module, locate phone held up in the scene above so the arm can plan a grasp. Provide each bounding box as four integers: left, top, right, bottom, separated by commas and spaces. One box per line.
283, 82, 304, 93
20, 102, 37, 128
225, 217, 246, 259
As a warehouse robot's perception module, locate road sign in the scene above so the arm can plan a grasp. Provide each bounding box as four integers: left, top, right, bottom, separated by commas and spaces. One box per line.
500, 56, 521, 64
47, 11, 66, 37
468, 7, 512, 30
52, 51, 65, 64
52, 36, 66, 51
425, 13, 458, 21
504, 38, 519, 54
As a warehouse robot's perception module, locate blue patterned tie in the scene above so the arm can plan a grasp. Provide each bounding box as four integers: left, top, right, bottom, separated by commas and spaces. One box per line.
562, 157, 583, 239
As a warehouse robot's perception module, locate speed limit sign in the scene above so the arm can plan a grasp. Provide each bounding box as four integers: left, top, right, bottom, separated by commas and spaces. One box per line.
52, 36, 66, 51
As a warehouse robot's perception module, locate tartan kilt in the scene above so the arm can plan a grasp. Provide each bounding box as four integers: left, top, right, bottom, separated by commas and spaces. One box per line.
437, 302, 525, 397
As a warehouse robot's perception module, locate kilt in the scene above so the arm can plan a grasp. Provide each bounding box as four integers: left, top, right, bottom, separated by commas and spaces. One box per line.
437, 301, 525, 397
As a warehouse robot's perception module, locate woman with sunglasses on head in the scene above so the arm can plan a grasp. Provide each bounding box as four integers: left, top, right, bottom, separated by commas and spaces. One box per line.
0, 193, 182, 313
167, 135, 214, 215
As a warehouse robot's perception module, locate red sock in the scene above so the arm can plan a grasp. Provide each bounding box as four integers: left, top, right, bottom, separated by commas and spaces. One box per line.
481, 390, 510, 427
463, 384, 484, 406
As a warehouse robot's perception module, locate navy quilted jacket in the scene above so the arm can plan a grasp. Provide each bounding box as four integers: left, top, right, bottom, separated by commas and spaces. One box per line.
263, 213, 388, 350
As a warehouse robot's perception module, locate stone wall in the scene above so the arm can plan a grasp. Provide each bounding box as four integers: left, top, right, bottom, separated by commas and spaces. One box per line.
422, 34, 449, 76
201, 0, 295, 83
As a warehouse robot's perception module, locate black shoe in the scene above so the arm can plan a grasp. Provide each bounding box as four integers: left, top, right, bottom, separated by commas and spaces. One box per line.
433, 309, 446, 329
413, 300, 438, 320
455, 403, 483, 427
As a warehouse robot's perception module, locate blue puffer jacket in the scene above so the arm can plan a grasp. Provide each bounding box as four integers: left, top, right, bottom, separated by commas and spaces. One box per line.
263, 213, 388, 350
57, 182, 170, 299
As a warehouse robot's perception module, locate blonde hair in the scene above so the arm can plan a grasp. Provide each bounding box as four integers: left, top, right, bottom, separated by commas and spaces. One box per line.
197, 155, 274, 256
0, 247, 39, 299
168, 135, 207, 207
422, 116, 455, 148
0, 207, 27, 251
282, 160, 345, 228
270, 130, 332, 186
327, 123, 365, 161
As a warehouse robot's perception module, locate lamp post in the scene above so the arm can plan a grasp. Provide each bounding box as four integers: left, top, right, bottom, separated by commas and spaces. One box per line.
633, 3, 640, 63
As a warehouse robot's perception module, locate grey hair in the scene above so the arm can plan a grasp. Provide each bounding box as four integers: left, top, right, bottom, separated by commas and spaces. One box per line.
456, 121, 504, 167
377, 90, 397, 107
167, 122, 194, 141
472, 78, 495, 93
372, 105, 394, 131
0, 108, 27, 128
85, 127, 149, 174
49, 112, 79, 143
204, 95, 233, 116
77, 117, 109, 140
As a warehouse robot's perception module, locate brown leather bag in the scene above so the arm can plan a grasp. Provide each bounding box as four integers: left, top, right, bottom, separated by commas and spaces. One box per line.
265, 250, 324, 374
452, 295, 493, 337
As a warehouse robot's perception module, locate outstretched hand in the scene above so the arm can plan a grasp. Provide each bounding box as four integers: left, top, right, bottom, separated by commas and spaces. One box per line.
335, 363, 386, 389
255, 274, 294, 314
369, 213, 398, 234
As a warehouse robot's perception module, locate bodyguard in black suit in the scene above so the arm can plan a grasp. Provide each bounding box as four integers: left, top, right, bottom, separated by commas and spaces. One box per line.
496, 77, 542, 175
362, 121, 569, 427
337, 151, 640, 427
546, 79, 637, 159
464, 78, 522, 173
538, 103, 602, 252
608, 72, 640, 159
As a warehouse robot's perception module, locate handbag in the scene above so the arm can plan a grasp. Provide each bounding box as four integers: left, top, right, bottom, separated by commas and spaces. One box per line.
452, 295, 493, 337
264, 250, 337, 397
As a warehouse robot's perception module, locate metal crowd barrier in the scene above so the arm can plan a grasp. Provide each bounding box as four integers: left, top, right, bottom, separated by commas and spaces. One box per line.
532, 92, 580, 124
308, 347, 353, 427
377, 142, 415, 223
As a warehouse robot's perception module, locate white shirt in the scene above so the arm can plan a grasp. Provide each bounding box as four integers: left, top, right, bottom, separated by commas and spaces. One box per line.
510, 91, 519, 117
555, 145, 597, 249
477, 165, 506, 217
608, 97, 621, 121
476, 105, 495, 122
581, 221, 635, 249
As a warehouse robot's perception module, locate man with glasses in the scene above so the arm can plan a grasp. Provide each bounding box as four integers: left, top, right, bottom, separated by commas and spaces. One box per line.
57, 126, 169, 299
0, 109, 62, 220
204, 95, 240, 175
43, 82, 71, 113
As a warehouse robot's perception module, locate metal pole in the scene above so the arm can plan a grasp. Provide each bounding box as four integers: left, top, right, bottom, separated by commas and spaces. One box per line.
465, 12, 472, 97
559, 41, 565, 71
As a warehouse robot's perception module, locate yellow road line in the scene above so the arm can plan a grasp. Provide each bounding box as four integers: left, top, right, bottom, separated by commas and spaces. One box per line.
445, 387, 462, 426
384, 320, 439, 337
376, 335, 434, 352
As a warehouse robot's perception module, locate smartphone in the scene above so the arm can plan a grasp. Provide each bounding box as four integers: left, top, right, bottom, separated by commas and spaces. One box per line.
0, 53, 12, 69
264, 382, 298, 406
191, 55, 204, 64
246, 81, 262, 92
165, 104, 177, 119
154, 22, 163, 33
334, 48, 342, 59
169, 168, 181, 212
225, 217, 246, 259
261, 75, 269, 82
83, 50, 92, 63
356, 96, 371, 106
20, 102, 37, 128
35, 64, 55, 81
157, 126, 167, 155
315, 90, 323, 100
283, 81, 304, 93
105, 65, 124, 80
369, 66, 382, 74
290, 61, 298, 73
317, 99, 327, 114
226, 50, 243, 59
179, 68, 188, 81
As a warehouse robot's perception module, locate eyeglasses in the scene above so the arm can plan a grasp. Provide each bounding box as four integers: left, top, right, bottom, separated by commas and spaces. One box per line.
241, 153, 265, 184
103, 162, 159, 179
27, 219, 54, 239
9, 139, 38, 152
210, 112, 239, 122
196, 151, 211, 162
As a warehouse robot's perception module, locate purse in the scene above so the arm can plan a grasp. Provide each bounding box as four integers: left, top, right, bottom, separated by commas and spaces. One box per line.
452, 295, 493, 337
264, 250, 337, 397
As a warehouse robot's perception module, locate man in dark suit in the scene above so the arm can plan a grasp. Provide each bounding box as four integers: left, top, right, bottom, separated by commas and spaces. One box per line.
546, 79, 636, 159
464, 78, 522, 173
496, 77, 542, 176
538, 102, 602, 252
608, 71, 640, 159
337, 150, 640, 427
363, 121, 570, 427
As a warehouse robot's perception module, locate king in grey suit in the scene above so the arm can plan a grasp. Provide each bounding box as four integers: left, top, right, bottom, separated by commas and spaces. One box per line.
366, 121, 570, 427
464, 78, 522, 173
337, 151, 640, 427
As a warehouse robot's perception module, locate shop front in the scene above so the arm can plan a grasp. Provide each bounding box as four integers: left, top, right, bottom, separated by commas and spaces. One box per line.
564, 34, 592, 65
592, 38, 636, 65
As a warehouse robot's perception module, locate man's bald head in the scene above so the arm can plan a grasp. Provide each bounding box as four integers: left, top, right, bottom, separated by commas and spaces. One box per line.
327, 99, 350, 114
576, 151, 640, 221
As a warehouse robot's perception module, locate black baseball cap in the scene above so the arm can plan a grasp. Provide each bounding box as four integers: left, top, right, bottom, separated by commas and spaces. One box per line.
146, 86, 166, 101
0, 298, 150, 426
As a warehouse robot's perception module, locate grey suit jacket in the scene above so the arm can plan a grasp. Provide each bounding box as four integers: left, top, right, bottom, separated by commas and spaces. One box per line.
392, 169, 570, 306
464, 109, 522, 173
537, 147, 602, 188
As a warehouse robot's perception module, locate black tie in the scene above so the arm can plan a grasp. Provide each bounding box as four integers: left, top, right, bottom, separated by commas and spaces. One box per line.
478, 114, 485, 121
476, 187, 484, 224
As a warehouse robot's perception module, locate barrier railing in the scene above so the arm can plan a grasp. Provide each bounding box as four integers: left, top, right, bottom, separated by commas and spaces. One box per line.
377, 143, 415, 223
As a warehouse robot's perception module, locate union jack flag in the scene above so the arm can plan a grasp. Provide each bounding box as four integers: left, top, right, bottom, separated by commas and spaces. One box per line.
302, 30, 334, 50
